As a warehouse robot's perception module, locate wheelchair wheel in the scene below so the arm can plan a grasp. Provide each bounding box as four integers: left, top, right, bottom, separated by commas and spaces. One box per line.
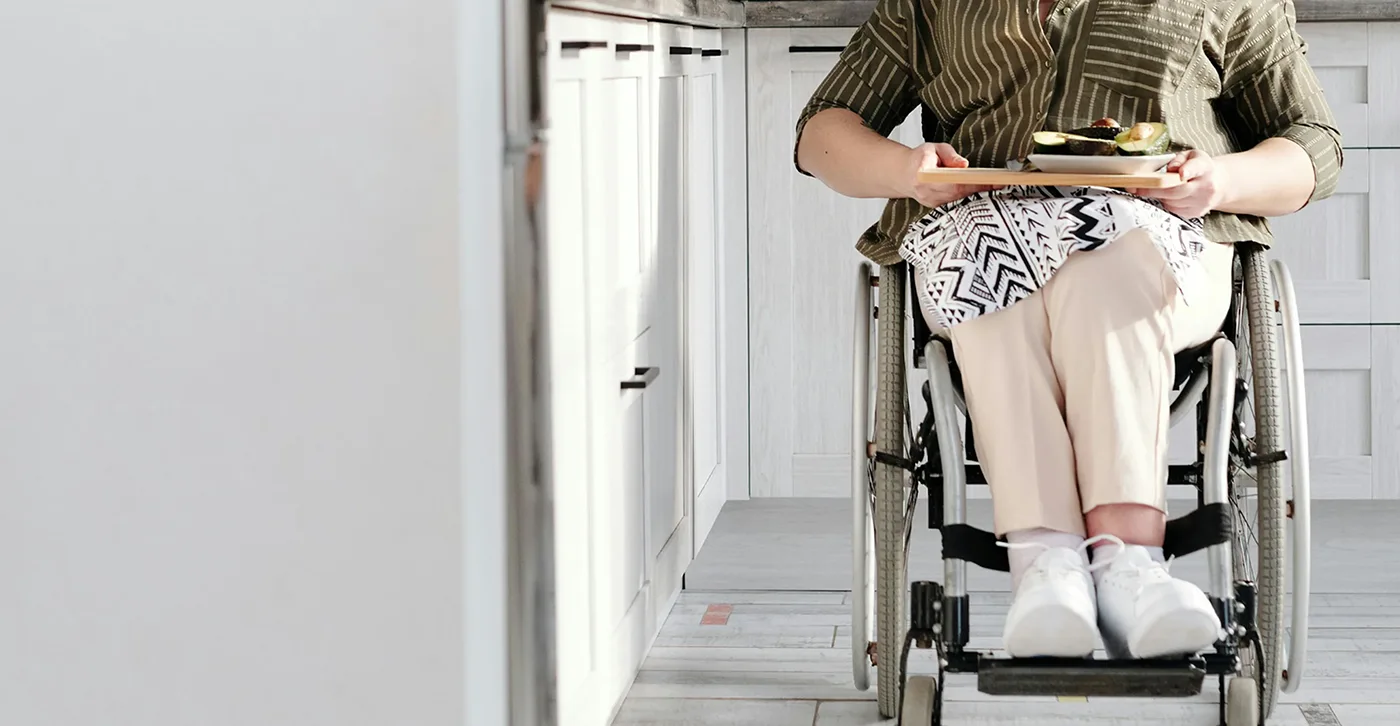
1227, 677, 1261, 726
1230, 246, 1287, 719
900, 675, 940, 726
874, 265, 910, 717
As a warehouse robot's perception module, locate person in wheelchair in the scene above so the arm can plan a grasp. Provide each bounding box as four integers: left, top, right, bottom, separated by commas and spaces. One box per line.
797, 0, 1341, 661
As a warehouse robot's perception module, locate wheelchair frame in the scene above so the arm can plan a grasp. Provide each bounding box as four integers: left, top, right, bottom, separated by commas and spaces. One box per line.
850, 244, 1313, 726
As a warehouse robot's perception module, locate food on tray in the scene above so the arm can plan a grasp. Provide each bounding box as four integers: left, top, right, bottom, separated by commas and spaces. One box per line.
1032, 119, 1172, 158
1032, 130, 1117, 156
1069, 117, 1123, 140
1114, 122, 1170, 156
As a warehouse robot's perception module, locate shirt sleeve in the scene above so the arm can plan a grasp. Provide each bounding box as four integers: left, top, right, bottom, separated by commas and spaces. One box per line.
793, 0, 922, 176
1219, 0, 1344, 204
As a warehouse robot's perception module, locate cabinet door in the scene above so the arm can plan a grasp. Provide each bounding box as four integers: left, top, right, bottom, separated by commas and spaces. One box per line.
687, 27, 727, 549
607, 341, 649, 629
598, 19, 654, 347
1297, 23, 1369, 148
589, 11, 652, 662
544, 8, 604, 716
747, 28, 922, 497
1266, 151, 1371, 324
647, 21, 688, 565
1369, 23, 1400, 148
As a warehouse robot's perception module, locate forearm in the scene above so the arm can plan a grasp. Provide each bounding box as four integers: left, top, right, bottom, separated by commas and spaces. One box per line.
797, 108, 911, 199
1214, 137, 1317, 217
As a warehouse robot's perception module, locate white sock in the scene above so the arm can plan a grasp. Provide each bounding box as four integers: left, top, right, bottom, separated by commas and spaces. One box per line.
1005, 528, 1086, 593
1091, 544, 1166, 587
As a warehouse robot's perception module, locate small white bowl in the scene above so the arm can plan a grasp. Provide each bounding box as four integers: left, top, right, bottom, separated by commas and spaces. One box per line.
1027, 153, 1176, 175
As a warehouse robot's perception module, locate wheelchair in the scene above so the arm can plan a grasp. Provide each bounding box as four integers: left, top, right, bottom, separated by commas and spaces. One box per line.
849, 245, 1312, 725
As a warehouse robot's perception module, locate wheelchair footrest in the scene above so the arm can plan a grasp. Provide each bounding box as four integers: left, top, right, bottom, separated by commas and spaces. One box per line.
976, 657, 1205, 698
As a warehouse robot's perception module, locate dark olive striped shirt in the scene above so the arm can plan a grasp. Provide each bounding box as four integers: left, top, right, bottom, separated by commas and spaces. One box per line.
796, 0, 1344, 265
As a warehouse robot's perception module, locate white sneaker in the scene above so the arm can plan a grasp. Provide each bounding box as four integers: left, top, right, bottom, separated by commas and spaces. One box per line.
1001, 545, 1099, 658
1095, 545, 1223, 659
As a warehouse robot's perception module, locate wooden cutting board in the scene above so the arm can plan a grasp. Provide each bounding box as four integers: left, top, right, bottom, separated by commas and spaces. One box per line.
916, 167, 1183, 189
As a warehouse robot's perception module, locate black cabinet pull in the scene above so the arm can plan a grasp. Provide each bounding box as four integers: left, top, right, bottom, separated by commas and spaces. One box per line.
788, 45, 847, 54
701, 48, 728, 57
669, 46, 700, 56
621, 367, 661, 390
616, 43, 655, 53
561, 40, 607, 51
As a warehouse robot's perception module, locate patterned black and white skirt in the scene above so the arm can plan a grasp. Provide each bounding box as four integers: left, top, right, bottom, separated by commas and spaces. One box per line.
898, 186, 1209, 332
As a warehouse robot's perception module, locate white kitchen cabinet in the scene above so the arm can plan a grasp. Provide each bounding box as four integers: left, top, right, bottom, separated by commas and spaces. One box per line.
746, 28, 923, 498
604, 21, 656, 348
546, 10, 744, 725
1156, 138, 1400, 500
1303, 22, 1400, 150
546, 11, 659, 726
1268, 151, 1372, 324
1272, 22, 1400, 326
1164, 322, 1400, 502
1299, 23, 1371, 148
686, 26, 729, 551
544, 10, 602, 715
650, 22, 733, 552
650, 22, 690, 575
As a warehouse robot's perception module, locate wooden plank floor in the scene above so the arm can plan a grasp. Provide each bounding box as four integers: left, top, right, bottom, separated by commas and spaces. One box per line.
614, 499, 1400, 725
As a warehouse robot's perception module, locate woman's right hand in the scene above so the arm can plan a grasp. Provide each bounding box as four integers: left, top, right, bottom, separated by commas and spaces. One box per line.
903, 143, 996, 208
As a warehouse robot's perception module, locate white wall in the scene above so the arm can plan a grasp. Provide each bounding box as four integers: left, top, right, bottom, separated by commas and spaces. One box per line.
462, 0, 510, 723
0, 2, 471, 724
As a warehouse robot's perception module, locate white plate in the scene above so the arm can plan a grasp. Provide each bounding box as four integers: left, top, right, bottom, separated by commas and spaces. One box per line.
1026, 153, 1175, 175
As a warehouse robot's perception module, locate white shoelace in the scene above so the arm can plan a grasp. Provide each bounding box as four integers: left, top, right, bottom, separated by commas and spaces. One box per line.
999, 533, 1128, 575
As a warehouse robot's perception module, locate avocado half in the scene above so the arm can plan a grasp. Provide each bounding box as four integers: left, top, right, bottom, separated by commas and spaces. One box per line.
1032, 131, 1117, 156
1115, 122, 1170, 156
1070, 117, 1124, 140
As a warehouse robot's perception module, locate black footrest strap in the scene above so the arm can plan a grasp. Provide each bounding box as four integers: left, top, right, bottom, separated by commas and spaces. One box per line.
941, 524, 1008, 572
1163, 502, 1233, 561
941, 503, 1233, 573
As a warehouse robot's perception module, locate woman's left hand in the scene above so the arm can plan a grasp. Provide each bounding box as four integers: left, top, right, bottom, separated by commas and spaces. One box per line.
1131, 149, 1228, 219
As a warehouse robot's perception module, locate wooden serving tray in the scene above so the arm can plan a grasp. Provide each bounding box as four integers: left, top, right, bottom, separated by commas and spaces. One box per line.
916, 167, 1183, 189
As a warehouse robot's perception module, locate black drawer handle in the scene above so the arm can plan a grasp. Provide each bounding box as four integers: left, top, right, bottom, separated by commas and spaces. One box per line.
616, 43, 655, 53
621, 367, 661, 390
669, 46, 700, 56
701, 48, 728, 57
788, 45, 847, 54
561, 40, 608, 51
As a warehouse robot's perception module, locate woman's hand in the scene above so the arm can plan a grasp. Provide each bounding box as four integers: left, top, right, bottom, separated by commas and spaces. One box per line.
1132, 149, 1228, 219
904, 143, 997, 209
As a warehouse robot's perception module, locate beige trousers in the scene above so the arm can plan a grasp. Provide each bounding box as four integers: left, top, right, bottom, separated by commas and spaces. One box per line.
945, 230, 1234, 536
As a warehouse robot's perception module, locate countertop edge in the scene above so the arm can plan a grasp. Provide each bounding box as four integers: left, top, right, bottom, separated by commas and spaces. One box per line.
551, 0, 1400, 29
550, 0, 745, 28
747, 1, 1400, 27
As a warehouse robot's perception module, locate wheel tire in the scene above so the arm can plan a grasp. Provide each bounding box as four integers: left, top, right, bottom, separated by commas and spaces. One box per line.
874, 266, 909, 718
1227, 677, 1261, 726
1234, 247, 1287, 719
900, 675, 939, 726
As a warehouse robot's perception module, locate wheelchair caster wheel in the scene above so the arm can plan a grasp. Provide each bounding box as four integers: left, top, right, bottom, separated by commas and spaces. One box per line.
1227, 677, 1260, 726
899, 675, 940, 726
